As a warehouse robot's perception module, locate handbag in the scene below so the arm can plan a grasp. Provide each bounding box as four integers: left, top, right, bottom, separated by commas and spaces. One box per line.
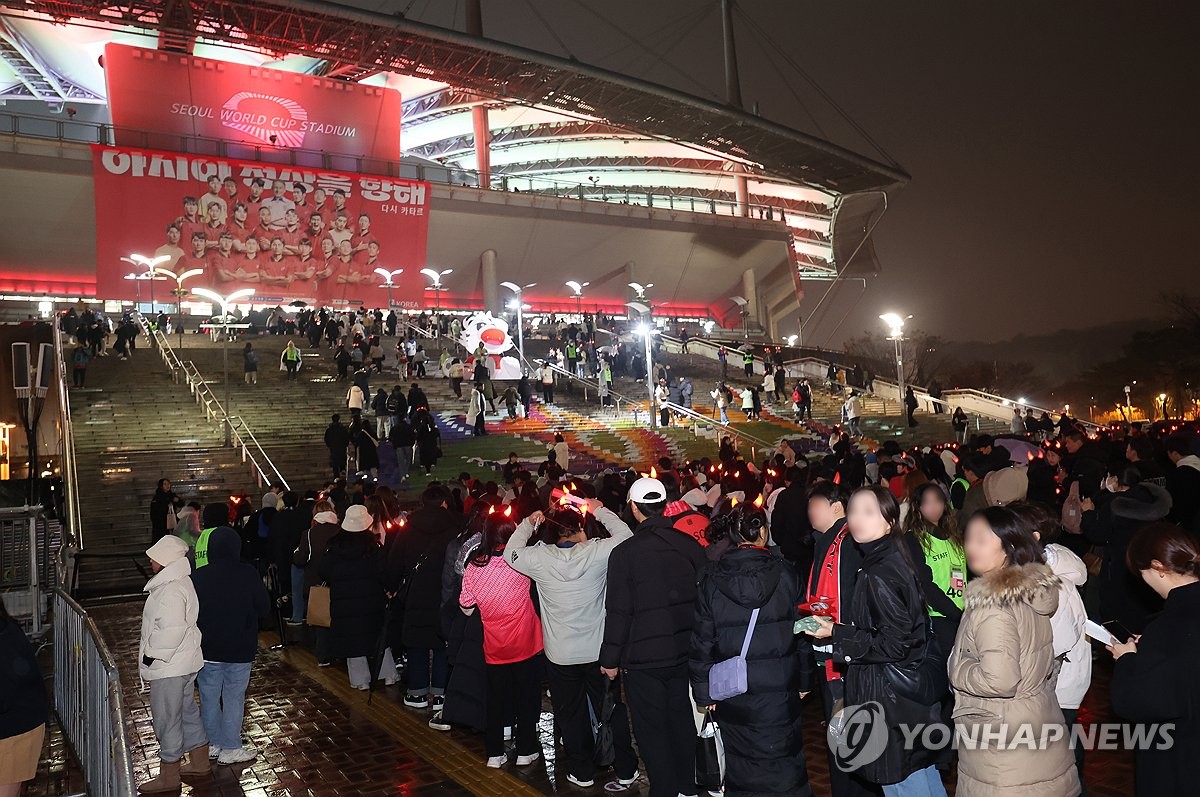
306, 584, 331, 628
591, 680, 616, 768
165, 504, 177, 531
708, 607, 759, 701
695, 708, 725, 789
883, 621, 948, 706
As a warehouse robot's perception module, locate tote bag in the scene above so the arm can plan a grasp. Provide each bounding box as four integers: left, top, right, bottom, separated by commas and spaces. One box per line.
307, 584, 331, 628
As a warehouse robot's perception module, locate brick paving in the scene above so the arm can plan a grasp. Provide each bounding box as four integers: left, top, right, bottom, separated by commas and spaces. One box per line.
82, 600, 1134, 796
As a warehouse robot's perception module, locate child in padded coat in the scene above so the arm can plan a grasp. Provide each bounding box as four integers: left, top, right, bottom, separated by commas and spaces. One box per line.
137, 535, 208, 794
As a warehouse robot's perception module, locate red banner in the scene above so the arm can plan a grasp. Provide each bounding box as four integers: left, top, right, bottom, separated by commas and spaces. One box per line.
91, 145, 430, 307
103, 43, 402, 161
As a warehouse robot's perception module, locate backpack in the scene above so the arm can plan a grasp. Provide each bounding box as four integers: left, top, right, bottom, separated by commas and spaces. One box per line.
791, 387, 801, 404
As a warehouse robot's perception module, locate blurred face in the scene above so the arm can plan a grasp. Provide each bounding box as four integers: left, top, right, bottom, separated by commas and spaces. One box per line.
965, 517, 1006, 575
919, 489, 946, 526
847, 491, 889, 544
807, 496, 842, 534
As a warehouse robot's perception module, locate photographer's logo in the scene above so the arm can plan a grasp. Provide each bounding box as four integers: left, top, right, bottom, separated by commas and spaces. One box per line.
220, 92, 309, 148
829, 701, 888, 772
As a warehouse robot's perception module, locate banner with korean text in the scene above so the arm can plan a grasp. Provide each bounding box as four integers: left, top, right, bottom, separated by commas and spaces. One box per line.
91, 145, 430, 307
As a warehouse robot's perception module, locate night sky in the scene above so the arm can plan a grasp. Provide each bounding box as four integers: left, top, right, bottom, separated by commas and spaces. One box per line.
351, 0, 1199, 346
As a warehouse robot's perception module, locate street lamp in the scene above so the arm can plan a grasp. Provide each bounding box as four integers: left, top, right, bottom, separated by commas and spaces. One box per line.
501, 281, 535, 363
121, 254, 172, 313
879, 312, 912, 415
192, 287, 254, 446
1124, 384, 1133, 422
374, 268, 404, 313
154, 266, 204, 350
566, 280, 589, 322
421, 268, 452, 311
1159, 392, 1168, 421
627, 282, 654, 301
626, 301, 655, 428
729, 295, 749, 339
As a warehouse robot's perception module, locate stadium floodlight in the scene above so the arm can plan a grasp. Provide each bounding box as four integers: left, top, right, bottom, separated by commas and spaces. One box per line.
374, 268, 404, 311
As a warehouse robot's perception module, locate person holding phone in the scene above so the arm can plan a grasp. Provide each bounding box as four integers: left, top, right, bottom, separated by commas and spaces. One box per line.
1109, 521, 1200, 796
949, 506, 1078, 795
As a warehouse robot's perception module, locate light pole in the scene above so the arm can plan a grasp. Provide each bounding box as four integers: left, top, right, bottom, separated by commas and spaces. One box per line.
421, 268, 453, 312
154, 267, 204, 350
628, 282, 654, 303
626, 301, 655, 428
374, 268, 404, 314
1124, 384, 1133, 422
10, 342, 53, 506
566, 280, 589, 323
879, 312, 911, 416
729, 295, 749, 339
1159, 393, 1168, 421
501, 281, 536, 363
121, 254, 172, 314
192, 287, 254, 446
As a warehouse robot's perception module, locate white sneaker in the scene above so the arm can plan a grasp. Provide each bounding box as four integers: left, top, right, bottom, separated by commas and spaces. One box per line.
427, 711, 451, 732
217, 746, 258, 765
486, 755, 506, 768
567, 773, 595, 787
208, 746, 223, 760
514, 751, 540, 766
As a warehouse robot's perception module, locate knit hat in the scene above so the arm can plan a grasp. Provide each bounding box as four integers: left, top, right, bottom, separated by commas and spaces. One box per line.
146, 535, 190, 567
342, 504, 373, 532
982, 467, 1029, 506
201, 502, 229, 528
262, 492, 278, 509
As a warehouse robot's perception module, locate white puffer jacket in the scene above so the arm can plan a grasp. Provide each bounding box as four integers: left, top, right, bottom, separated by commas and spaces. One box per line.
138, 557, 204, 681
1044, 543, 1091, 709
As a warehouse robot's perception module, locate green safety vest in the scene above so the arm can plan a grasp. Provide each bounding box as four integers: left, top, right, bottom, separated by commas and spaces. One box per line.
921, 533, 966, 617
742, 352, 754, 365
194, 526, 216, 569
285, 348, 300, 361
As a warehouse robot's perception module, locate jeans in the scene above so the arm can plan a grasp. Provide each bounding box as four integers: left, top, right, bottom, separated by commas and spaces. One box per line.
406, 646, 449, 695
148, 672, 207, 762
196, 661, 253, 751
290, 565, 307, 622
546, 661, 637, 782
347, 648, 396, 688
881, 765, 946, 797
485, 655, 542, 758
623, 664, 695, 797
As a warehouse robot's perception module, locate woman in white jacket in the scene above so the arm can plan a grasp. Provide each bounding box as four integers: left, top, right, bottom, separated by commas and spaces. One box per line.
1014, 503, 1092, 787
138, 535, 207, 793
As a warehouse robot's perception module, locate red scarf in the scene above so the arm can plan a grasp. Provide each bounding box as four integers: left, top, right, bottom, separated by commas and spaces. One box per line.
811, 524, 849, 681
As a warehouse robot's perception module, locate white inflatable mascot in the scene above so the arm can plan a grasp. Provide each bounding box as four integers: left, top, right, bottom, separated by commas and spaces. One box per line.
459, 311, 523, 380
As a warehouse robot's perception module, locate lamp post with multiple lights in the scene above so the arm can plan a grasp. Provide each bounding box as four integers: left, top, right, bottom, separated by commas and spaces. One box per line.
153, 266, 204, 349
121, 254, 172, 314
626, 300, 656, 428
566, 280, 589, 323
374, 268, 405, 312
421, 268, 453, 312
500, 281, 535, 363
192, 287, 254, 446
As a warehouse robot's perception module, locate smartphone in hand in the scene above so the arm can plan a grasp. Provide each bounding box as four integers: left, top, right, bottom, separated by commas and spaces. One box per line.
1103, 620, 1134, 644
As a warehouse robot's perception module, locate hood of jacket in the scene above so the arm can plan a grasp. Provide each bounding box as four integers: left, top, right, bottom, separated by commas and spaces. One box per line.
710, 547, 782, 610
1177, 454, 1200, 473
205, 526, 241, 564
964, 561, 1059, 617
1042, 543, 1087, 587
144, 556, 191, 592
1111, 482, 1172, 522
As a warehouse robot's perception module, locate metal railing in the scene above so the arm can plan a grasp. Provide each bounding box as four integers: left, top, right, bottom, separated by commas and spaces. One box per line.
0, 109, 793, 221
53, 320, 84, 549
136, 315, 291, 490
53, 589, 137, 797
0, 507, 58, 634
663, 401, 776, 460
538, 361, 635, 415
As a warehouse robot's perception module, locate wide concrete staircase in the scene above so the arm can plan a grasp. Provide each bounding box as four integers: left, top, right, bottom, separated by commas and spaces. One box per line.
68, 337, 258, 598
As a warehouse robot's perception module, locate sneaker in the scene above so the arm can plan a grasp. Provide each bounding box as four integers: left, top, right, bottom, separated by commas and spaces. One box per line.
603, 771, 640, 792
208, 746, 223, 760
217, 746, 258, 765
403, 693, 429, 708
430, 694, 445, 709
285, 619, 305, 627
485, 755, 506, 769
514, 751, 540, 766
567, 773, 595, 787
427, 711, 451, 732
317, 661, 332, 668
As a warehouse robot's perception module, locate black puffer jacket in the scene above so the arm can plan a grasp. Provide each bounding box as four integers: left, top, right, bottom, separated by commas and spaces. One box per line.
690, 546, 811, 796
831, 534, 939, 786
385, 505, 464, 650
1082, 482, 1172, 633
319, 531, 387, 659
600, 514, 706, 670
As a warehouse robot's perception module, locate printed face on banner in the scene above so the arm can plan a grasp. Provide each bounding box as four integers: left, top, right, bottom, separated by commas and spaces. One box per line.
91, 145, 430, 307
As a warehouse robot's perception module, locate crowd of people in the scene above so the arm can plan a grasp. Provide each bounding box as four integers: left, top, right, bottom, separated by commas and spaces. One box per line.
127, 405, 1200, 797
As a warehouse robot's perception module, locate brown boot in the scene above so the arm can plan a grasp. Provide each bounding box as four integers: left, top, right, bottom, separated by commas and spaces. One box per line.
138, 759, 181, 793
179, 744, 211, 776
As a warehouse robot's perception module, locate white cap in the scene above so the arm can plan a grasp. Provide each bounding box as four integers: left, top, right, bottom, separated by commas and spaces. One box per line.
629, 477, 666, 504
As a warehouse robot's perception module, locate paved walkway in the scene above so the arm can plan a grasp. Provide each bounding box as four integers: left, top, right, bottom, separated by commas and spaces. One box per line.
85, 601, 1134, 796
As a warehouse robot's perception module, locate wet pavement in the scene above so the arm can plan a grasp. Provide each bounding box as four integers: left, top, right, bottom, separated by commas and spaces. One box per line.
75, 600, 1134, 797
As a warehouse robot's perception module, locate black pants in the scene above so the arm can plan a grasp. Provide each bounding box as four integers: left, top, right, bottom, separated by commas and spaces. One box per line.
485, 655, 542, 758
542, 384, 554, 404
817, 670, 881, 796
1062, 707, 1086, 796
546, 661, 637, 782
624, 664, 695, 797
72, 367, 86, 387
660, 408, 670, 427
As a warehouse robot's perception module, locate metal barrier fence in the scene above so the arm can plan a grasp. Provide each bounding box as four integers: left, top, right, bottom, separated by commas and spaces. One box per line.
0, 507, 60, 634
53, 589, 137, 797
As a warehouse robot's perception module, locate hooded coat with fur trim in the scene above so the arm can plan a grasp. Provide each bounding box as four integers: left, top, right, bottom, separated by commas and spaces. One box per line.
949, 561, 1079, 797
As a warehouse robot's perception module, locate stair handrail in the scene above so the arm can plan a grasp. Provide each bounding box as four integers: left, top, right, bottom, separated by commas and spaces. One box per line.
134, 314, 291, 490
662, 400, 777, 452
52, 319, 82, 550
535, 359, 635, 411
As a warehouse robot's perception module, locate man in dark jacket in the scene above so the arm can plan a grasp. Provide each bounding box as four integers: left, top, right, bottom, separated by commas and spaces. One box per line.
407, 382, 429, 415
191, 528, 269, 765
770, 465, 815, 573
385, 484, 462, 709
600, 477, 705, 797
269, 491, 310, 626
324, 414, 350, 477
1165, 435, 1200, 532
